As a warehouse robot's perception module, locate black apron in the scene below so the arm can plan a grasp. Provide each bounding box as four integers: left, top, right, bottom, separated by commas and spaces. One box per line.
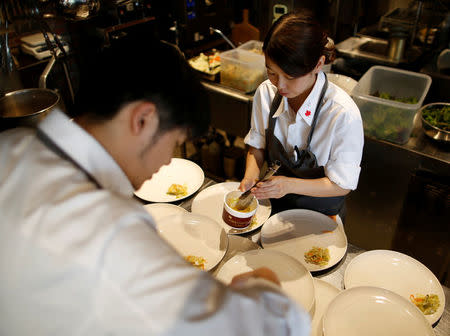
265, 75, 345, 217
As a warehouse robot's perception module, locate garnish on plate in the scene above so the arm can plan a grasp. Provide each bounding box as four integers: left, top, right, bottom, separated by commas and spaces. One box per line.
167, 184, 188, 198
184, 255, 206, 270
410, 294, 440, 315
304, 246, 330, 266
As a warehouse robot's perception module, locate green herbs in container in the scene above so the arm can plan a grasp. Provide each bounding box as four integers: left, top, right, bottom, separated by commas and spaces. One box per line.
420, 102, 450, 143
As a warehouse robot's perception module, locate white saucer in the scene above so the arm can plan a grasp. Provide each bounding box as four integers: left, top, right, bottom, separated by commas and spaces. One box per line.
344, 249, 445, 325
143, 203, 188, 222
157, 213, 228, 271
323, 286, 434, 336
135, 158, 204, 202
215, 249, 315, 313
261, 209, 347, 272
191, 182, 271, 234
310, 279, 340, 336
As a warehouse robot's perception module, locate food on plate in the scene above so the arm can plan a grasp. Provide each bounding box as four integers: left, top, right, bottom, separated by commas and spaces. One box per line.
304, 246, 330, 266
227, 197, 253, 213
188, 52, 221, 74
372, 91, 418, 104
422, 104, 450, 131
167, 184, 188, 198
184, 255, 206, 270
410, 294, 440, 315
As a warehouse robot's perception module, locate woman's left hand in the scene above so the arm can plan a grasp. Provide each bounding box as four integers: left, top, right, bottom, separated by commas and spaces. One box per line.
251, 176, 291, 199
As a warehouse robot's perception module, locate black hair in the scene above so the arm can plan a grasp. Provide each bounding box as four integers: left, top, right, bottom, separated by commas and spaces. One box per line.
72, 37, 210, 137
263, 11, 335, 77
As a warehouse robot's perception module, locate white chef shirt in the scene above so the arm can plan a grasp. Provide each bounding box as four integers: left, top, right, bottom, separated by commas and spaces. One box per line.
245, 72, 364, 190
0, 109, 310, 336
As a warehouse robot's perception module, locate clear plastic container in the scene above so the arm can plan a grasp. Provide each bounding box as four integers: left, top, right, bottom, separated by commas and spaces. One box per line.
237, 40, 264, 55
351, 65, 432, 144
220, 48, 266, 93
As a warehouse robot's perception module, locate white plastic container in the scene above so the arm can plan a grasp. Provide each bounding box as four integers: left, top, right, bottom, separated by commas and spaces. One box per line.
220, 48, 266, 93
237, 40, 263, 55
351, 65, 432, 144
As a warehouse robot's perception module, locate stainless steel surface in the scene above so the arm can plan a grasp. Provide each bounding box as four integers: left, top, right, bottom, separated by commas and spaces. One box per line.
58, 0, 100, 21
387, 36, 406, 61
202, 81, 253, 138
0, 88, 60, 130
336, 35, 404, 66
419, 102, 450, 144
209, 27, 236, 49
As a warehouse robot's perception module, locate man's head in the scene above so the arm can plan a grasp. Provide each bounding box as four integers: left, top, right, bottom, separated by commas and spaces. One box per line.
73, 39, 209, 188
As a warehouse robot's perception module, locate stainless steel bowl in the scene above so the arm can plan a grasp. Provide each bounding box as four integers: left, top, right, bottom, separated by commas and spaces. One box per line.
0, 88, 61, 131
420, 102, 450, 143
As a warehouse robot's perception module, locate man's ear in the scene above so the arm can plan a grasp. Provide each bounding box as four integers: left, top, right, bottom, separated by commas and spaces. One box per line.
314, 55, 326, 74
129, 101, 159, 138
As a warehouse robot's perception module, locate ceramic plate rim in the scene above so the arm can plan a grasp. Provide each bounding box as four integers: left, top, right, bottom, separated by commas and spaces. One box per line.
322, 286, 434, 336
343, 249, 445, 325
156, 213, 229, 271
191, 181, 272, 235
215, 249, 315, 312
260, 209, 348, 272
134, 158, 204, 202
311, 279, 341, 336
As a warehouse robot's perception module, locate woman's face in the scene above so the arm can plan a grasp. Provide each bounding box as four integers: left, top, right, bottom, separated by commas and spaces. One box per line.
265, 57, 320, 99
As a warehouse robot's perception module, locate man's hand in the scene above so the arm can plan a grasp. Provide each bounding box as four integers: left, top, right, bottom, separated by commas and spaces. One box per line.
230, 267, 281, 288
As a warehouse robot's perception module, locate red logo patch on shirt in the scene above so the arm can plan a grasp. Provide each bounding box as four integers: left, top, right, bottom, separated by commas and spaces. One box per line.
305, 110, 311, 117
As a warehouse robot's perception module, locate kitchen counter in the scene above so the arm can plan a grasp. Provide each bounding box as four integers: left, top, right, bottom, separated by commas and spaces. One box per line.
175, 177, 449, 335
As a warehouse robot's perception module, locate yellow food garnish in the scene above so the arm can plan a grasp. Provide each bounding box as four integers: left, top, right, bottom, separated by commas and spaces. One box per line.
410, 294, 440, 315
304, 247, 330, 266
184, 255, 206, 270
167, 184, 188, 198
227, 197, 253, 213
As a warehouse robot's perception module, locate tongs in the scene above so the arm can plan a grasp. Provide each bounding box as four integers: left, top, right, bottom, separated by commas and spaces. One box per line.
234, 160, 281, 211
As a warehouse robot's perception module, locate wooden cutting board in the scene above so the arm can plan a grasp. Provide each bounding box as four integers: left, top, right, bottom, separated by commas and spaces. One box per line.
231, 9, 260, 46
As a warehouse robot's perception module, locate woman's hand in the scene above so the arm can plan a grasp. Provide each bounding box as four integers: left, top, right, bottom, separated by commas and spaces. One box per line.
239, 177, 258, 192
252, 176, 292, 199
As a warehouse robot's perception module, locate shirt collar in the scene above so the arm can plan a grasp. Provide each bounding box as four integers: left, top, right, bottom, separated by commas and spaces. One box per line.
272, 71, 326, 126
38, 109, 135, 198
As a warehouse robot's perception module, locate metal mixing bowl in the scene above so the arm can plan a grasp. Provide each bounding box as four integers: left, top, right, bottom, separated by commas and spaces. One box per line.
420, 102, 450, 143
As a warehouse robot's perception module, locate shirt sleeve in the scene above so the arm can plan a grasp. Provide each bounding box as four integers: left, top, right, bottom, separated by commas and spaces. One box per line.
244, 81, 273, 150
95, 213, 311, 336
324, 106, 364, 190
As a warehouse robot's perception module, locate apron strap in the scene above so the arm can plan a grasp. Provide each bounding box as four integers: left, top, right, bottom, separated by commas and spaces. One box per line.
36, 129, 102, 189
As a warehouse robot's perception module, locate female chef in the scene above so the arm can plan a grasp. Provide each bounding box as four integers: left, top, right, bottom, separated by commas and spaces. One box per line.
239, 12, 364, 219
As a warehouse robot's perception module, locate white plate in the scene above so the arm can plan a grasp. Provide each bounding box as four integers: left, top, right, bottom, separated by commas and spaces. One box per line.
191, 182, 271, 234
135, 158, 204, 202
261, 209, 348, 272
323, 286, 434, 336
215, 249, 315, 312
327, 73, 358, 95
157, 213, 228, 271
344, 249, 445, 325
143, 203, 188, 222
310, 279, 341, 336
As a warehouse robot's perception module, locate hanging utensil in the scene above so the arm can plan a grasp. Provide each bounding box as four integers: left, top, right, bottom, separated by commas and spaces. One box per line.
234, 160, 281, 211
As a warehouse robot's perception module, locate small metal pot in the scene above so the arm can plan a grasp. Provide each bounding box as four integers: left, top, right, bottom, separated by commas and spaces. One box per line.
420, 102, 450, 143
0, 88, 61, 131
